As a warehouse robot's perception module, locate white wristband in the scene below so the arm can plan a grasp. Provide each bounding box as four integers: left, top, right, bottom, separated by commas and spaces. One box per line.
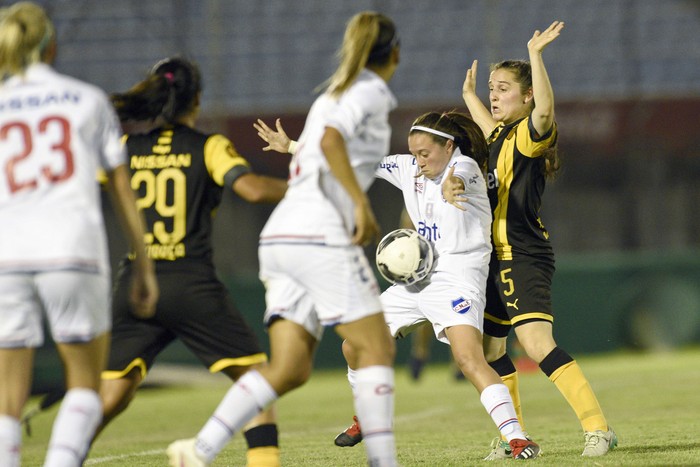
288, 140, 298, 155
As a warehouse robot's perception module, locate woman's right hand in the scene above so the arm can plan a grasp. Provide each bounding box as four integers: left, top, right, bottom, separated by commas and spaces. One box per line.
462, 59, 479, 99
352, 198, 381, 246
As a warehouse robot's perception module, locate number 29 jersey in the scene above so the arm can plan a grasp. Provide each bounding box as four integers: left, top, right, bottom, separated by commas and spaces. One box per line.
124, 125, 251, 269
0, 63, 125, 274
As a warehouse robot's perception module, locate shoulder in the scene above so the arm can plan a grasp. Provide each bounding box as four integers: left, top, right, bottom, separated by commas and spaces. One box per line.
341, 70, 397, 112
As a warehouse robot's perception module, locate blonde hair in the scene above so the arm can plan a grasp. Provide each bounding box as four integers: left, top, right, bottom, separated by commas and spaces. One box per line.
325, 11, 396, 98
0, 2, 54, 79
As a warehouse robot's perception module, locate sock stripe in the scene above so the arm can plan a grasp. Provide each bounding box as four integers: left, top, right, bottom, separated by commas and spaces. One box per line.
211, 415, 235, 436
498, 418, 519, 431
362, 429, 394, 439
489, 401, 508, 415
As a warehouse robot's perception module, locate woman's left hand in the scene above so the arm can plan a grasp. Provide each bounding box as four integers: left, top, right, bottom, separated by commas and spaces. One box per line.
441, 166, 468, 211
527, 21, 564, 54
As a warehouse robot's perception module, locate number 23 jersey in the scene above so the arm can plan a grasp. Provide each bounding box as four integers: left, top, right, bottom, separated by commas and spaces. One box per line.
0, 63, 125, 274
125, 125, 251, 268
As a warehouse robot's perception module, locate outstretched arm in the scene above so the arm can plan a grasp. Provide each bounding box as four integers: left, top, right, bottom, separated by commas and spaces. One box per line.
462, 59, 498, 137
528, 21, 564, 137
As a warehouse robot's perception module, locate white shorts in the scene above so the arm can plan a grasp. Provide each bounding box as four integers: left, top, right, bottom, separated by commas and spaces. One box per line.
0, 270, 111, 348
380, 267, 486, 345
259, 243, 383, 339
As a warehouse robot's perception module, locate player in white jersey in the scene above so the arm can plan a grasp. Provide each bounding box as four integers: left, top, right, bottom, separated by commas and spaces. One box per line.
256, 111, 541, 461
0, 3, 157, 466
167, 11, 401, 467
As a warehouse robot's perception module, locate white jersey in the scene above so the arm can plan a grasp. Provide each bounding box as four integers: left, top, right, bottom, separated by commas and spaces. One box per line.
375, 148, 492, 273
0, 63, 126, 274
260, 69, 397, 246
375, 148, 493, 341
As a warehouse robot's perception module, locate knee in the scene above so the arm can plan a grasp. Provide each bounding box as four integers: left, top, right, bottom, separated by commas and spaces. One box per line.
482, 336, 507, 363
266, 360, 312, 395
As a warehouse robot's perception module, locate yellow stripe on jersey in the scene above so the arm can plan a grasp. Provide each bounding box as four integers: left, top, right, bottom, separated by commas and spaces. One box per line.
208, 353, 268, 373
490, 117, 557, 260
204, 133, 250, 186
493, 123, 516, 260
511, 312, 553, 326
484, 311, 512, 326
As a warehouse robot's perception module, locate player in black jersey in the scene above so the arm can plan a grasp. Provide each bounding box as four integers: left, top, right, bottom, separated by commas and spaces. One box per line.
98, 57, 286, 467
463, 22, 617, 458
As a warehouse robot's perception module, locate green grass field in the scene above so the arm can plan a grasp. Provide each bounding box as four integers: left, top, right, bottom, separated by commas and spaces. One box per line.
21, 347, 700, 466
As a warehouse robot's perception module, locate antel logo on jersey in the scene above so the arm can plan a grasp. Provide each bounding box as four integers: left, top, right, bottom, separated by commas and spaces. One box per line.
487, 169, 499, 190
451, 297, 472, 314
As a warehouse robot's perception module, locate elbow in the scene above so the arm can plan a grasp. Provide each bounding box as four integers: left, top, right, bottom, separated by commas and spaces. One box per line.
320, 127, 343, 156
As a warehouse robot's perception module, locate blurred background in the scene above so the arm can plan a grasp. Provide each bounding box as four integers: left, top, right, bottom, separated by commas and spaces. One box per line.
22, 0, 700, 386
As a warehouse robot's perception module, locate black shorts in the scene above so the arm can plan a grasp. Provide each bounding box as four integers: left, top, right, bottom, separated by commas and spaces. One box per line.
483, 253, 555, 338
104, 262, 266, 379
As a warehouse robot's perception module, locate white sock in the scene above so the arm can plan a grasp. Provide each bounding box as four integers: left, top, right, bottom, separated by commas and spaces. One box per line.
480, 383, 526, 441
195, 370, 277, 463
44, 388, 102, 467
0, 415, 21, 467
354, 366, 397, 467
347, 366, 357, 392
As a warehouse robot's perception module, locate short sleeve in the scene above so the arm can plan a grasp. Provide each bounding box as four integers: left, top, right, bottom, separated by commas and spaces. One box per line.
204, 134, 251, 186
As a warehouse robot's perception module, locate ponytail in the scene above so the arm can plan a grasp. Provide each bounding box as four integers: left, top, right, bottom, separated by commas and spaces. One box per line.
0, 2, 54, 79
325, 11, 397, 98
111, 57, 201, 123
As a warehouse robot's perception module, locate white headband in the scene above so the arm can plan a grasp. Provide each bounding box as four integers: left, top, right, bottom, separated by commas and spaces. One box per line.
409, 125, 455, 141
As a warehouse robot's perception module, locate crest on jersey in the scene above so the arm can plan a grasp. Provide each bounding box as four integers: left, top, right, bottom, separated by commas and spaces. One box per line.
451, 297, 472, 314
414, 181, 424, 193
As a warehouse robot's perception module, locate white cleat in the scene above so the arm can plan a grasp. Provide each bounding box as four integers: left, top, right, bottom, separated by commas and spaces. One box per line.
582, 427, 618, 457
167, 438, 208, 467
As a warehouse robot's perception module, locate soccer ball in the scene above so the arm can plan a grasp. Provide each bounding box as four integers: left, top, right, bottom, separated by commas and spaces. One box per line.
376, 229, 434, 286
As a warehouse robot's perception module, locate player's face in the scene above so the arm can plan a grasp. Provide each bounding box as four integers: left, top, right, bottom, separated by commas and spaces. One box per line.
488, 68, 531, 124
408, 132, 453, 179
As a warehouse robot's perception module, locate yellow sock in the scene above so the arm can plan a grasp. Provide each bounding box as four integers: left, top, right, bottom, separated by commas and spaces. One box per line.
502, 371, 525, 432
246, 446, 280, 467
549, 361, 607, 432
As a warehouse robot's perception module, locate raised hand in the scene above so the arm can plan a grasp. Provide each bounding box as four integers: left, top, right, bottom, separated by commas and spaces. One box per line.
527, 21, 564, 54
254, 118, 292, 153
462, 59, 479, 99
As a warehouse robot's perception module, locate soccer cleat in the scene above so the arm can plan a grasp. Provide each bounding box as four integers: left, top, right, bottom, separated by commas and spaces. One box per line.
167, 438, 208, 467
483, 437, 511, 460
334, 416, 363, 447
582, 427, 618, 457
509, 438, 540, 460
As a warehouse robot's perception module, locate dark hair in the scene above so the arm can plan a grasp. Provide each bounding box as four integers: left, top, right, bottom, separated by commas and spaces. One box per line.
111, 57, 202, 123
410, 111, 488, 171
490, 60, 560, 179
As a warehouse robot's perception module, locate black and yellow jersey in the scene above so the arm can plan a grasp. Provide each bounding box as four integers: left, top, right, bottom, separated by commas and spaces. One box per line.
125, 124, 250, 268
486, 116, 557, 260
